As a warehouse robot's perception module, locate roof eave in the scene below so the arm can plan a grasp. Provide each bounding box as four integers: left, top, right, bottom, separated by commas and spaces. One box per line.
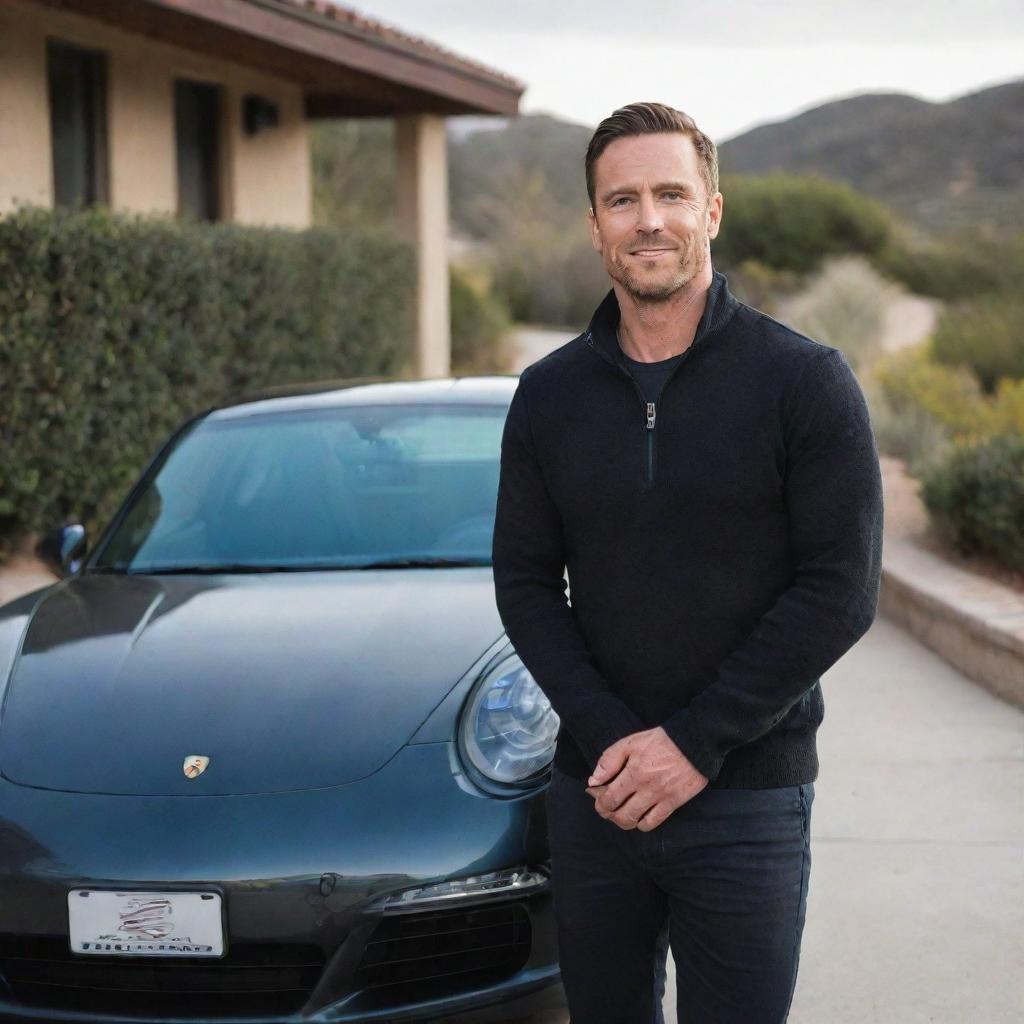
30, 0, 523, 116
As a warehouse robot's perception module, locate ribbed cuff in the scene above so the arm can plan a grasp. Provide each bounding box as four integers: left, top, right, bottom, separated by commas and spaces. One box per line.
572, 697, 648, 777
659, 709, 724, 783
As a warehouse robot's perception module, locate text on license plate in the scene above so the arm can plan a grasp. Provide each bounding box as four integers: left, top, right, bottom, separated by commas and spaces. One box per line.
68, 889, 224, 957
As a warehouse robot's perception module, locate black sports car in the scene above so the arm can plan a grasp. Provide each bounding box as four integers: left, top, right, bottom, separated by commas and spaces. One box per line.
0, 376, 568, 1023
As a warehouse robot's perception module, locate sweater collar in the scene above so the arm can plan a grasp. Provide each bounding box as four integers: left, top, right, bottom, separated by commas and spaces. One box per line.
585, 267, 738, 371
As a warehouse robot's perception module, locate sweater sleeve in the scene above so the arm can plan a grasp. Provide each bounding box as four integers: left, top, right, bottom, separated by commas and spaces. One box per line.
659, 347, 884, 782
492, 373, 648, 774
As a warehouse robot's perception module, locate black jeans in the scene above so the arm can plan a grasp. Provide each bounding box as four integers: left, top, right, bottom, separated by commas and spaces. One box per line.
545, 765, 814, 1024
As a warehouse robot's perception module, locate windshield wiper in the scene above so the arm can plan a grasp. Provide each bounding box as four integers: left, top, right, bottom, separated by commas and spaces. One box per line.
357, 557, 490, 570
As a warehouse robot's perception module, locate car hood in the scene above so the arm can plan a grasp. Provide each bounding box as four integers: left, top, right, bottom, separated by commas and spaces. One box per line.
0, 570, 504, 796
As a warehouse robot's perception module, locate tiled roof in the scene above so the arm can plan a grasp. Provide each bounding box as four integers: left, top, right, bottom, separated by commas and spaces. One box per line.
275, 0, 525, 92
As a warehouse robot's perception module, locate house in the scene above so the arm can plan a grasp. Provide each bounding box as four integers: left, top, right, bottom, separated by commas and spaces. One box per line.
0, 0, 524, 376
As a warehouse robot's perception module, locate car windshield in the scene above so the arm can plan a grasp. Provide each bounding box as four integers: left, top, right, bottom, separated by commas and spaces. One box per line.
87, 402, 509, 573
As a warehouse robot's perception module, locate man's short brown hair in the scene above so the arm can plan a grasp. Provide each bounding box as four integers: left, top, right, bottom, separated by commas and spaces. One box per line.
585, 102, 719, 210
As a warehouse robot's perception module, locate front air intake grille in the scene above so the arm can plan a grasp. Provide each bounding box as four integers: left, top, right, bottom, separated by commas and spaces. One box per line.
0, 935, 325, 1018
352, 901, 531, 1001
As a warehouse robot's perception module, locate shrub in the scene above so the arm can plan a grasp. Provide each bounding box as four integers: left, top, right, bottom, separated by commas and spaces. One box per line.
450, 263, 512, 375
712, 173, 893, 276
874, 344, 995, 442
489, 229, 608, 329
311, 119, 395, 231
869, 341, 1023, 482
721, 259, 801, 316
931, 291, 1024, 393
0, 204, 413, 557
990, 377, 1024, 436
874, 228, 1024, 301
861, 377, 952, 478
775, 255, 896, 372
921, 434, 1024, 572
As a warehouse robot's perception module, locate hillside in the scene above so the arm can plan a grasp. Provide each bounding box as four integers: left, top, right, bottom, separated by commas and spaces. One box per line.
441, 78, 1024, 238
311, 78, 1024, 240
449, 113, 593, 237
718, 79, 1024, 234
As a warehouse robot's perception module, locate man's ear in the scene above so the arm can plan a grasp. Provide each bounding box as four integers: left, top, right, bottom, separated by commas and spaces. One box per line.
588, 207, 602, 253
706, 192, 724, 241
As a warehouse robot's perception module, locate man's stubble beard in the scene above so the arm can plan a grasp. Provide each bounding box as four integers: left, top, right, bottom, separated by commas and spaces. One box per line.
607, 225, 710, 305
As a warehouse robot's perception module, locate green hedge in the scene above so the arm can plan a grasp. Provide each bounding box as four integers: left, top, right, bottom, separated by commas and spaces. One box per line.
0, 205, 413, 556
450, 263, 511, 375
712, 173, 893, 276
921, 434, 1024, 572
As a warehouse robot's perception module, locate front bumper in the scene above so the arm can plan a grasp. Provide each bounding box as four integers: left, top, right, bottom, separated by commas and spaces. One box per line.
0, 740, 564, 1022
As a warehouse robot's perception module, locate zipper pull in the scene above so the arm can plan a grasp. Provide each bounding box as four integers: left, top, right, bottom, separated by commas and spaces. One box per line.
646, 402, 656, 429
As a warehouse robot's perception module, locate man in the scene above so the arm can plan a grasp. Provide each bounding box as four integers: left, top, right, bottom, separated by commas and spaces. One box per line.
491, 102, 883, 1023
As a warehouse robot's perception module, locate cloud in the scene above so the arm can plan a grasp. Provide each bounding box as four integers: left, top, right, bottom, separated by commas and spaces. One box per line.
348, 0, 1024, 47
344, 2, 1024, 138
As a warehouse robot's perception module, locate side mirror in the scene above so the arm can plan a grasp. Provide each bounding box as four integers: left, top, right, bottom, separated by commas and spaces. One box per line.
36, 524, 88, 576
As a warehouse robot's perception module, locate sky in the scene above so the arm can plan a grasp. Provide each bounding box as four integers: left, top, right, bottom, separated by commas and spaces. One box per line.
345, 0, 1024, 141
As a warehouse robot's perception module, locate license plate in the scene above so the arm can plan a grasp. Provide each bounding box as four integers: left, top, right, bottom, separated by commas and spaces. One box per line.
68, 889, 224, 957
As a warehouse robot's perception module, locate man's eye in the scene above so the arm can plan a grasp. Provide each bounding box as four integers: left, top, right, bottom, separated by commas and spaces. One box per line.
662, 192, 683, 200
610, 197, 631, 207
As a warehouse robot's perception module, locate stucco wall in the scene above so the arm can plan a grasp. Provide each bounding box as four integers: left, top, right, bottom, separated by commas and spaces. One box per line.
0, 10, 52, 211
0, 0, 311, 228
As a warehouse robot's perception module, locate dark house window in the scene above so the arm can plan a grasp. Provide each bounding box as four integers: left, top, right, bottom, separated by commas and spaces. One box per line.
47, 40, 109, 208
175, 79, 222, 221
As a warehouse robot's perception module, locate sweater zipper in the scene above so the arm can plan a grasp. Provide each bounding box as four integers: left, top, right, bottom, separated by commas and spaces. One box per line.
645, 399, 656, 485
585, 331, 691, 488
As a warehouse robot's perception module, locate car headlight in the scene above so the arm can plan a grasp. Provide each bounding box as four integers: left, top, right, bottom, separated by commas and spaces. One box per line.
458, 653, 559, 785
368, 866, 550, 913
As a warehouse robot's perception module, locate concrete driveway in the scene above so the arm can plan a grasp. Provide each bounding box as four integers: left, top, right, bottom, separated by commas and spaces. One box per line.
743, 613, 1020, 1024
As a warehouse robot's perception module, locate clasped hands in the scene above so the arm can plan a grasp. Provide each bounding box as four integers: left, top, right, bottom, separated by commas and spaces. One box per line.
583, 726, 709, 831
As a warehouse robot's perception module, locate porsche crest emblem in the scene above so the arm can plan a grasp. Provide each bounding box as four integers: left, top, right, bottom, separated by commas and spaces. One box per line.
183, 755, 210, 779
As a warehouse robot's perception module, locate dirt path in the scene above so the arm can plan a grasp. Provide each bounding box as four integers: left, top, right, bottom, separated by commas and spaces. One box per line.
880, 292, 941, 354
879, 456, 930, 543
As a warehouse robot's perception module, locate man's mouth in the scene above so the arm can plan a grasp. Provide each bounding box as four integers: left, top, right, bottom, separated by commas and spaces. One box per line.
630, 248, 676, 256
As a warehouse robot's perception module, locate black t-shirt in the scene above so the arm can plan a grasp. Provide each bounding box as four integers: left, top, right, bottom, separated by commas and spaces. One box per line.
617, 345, 685, 403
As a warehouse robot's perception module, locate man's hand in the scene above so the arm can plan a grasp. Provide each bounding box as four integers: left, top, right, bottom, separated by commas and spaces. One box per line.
583, 726, 709, 831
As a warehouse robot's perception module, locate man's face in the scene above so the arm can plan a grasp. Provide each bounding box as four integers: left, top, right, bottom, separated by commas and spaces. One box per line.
588, 132, 723, 302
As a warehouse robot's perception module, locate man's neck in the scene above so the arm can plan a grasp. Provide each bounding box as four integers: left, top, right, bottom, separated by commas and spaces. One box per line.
614, 263, 713, 363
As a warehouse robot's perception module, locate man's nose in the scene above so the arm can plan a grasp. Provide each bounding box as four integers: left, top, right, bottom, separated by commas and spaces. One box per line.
636, 191, 664, 233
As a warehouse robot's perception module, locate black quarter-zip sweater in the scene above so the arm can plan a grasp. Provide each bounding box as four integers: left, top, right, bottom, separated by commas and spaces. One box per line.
491, 269, 884, 788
